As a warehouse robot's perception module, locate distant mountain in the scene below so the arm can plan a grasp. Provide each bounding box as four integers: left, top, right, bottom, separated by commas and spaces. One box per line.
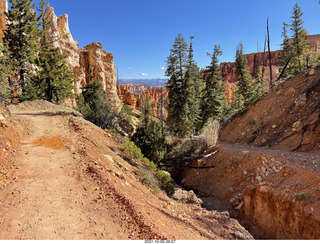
119, 79, 167, 87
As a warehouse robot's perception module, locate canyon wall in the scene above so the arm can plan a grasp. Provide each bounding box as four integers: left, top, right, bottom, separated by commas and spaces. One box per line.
45, 4, 121, 109
0, 0, 7, 40
120, 84, 168, 119
0, 0, 121, 109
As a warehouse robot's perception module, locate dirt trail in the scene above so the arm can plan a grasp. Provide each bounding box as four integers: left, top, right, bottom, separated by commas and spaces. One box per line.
0, 112, 129, 240
0, 102, 255, 240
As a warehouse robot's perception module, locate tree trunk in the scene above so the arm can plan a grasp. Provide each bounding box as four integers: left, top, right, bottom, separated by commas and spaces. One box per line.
267, 18, 273, 90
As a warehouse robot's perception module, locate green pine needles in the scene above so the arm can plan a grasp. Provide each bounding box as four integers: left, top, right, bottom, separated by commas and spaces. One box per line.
132, 97, 167, 162
280, 3, 318, 78
231, 42, 264, 113
201, 45, 226, 125
0, 0, 74, 103
165, 34, 204, 137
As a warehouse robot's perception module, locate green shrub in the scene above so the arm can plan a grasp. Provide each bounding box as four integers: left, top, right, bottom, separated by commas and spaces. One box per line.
248, 119, 257, 126
120, 103, 133, 123
122, 137, 144, 160
156, 170, 175, 196
77, 79, 117, 129
295, 194, 307, 202
122, 137, 175, 196
135, 167, 160, 193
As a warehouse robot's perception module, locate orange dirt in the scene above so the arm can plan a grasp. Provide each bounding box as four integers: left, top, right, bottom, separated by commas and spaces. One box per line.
33, 136, 69, 150
0, 101, 253, 240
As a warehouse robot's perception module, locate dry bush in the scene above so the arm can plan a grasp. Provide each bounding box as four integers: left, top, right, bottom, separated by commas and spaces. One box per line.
199, 119, 220, 148
167, 136, 207, 158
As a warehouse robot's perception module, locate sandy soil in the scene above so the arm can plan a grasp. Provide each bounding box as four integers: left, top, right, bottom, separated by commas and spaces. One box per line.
0, 101, 253, 240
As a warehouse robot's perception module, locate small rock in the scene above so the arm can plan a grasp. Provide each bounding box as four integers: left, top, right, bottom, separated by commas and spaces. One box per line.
235, 201, 243, 210
295, 93, 307, 108
272, 125, 277, 129
235, 231, 244, 239
256, 175, 263, 182
284, 87, 295, 96
308, 68, 316, 76
292, 121, 303, 132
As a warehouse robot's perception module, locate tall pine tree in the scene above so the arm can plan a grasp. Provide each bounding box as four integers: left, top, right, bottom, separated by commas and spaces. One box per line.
166, 34, 202, 137
232, 42, 260, 111
201, 44, 226, 125
280, 3, 312, 77
3, 0, 39, 101
31, 0, 74, 103
165, 34, 189, 137
184, 36, 202, 134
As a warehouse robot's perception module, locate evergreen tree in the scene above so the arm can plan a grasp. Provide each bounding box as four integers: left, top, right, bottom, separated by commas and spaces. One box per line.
0, 42, 13, 102
31, 0, 74, 103
232, 42, 260, 111
280, 3, 312, 77
279, 22, 292, 79
184, 36, 202, 134
165, 33, 189, 137
78, 79, 116, 129
290, 3, 309, 73
132, 97, 167, 162
254, 66, 265, 100
201, 44, 226, 125
3, 0, 39, 100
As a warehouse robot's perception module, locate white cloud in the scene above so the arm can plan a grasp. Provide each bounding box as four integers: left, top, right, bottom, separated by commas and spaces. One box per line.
140, 73, 148, 76
160, 65, 165, 70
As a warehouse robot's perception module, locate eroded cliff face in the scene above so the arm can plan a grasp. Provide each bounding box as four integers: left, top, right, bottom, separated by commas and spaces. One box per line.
44, 4, 121, 108
220, 50, 282, 96
120, 84, 168, 119
0, 0, 7, 40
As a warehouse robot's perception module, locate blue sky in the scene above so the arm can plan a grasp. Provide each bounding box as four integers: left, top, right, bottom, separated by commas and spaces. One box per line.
35, 0, 320, 79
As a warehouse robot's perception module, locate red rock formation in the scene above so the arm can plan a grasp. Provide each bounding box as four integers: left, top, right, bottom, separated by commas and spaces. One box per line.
0, 0, 7, 40
120, 84, 168, 119
220, 50, 282, 85
44, 4, 121, 109
124, 84, 151, 94
119, 85, 138, 107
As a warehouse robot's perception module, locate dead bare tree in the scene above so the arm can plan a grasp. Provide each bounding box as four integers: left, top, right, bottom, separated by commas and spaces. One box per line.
267, 17, 273, 90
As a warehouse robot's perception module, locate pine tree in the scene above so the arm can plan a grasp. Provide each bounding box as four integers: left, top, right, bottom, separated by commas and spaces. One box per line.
165, 33, 189, 137
279, 22, 292, 79
31, 0, 74, 103
201, 44, 226, 125
132, 97, 167, 162
232, 42, 260, 111
3, 0, 39, 100
0, 42, 13, 102
280, 3, 311, 78
184, 36, 202, 134
290, 3, 309, 73
78, 78, 116, 129
254, 66, 265, 100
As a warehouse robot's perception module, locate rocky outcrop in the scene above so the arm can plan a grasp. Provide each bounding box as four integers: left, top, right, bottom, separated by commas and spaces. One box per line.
179, 142, 320, 239
44, 4, 121, 109
219, 65, 320, 153
120, 84, 168, 119
123, 84, 151, 94
220, 50, 282, 86
0, 0, 7, 40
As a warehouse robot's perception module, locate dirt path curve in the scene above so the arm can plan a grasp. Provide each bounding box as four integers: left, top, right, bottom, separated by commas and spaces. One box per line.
0, 112, 129, 240
217, 142, 320, 171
